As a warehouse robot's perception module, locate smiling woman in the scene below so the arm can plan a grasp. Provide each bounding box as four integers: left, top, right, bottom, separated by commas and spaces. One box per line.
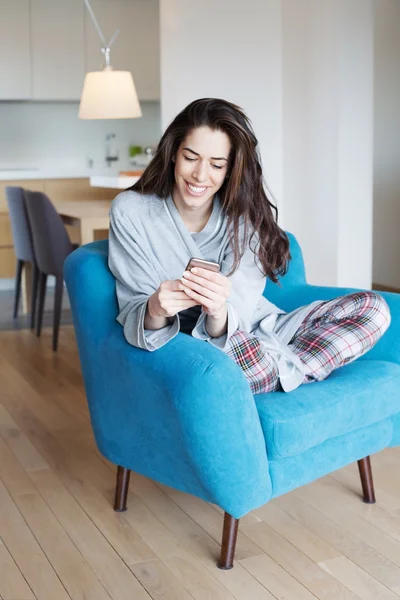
108, 98, 390, 396
128, 97, 289, 280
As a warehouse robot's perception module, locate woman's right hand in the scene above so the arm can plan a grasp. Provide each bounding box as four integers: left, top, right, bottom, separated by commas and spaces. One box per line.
147, 280, 199, 319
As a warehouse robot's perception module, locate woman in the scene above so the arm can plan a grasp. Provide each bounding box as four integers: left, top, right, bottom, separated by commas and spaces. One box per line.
109, 98, 390, 394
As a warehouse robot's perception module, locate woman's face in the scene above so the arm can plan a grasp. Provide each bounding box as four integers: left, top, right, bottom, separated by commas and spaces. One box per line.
173, 126, 231, 213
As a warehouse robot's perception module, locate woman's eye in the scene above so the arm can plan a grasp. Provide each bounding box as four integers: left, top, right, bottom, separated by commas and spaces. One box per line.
183, 156, 223, 170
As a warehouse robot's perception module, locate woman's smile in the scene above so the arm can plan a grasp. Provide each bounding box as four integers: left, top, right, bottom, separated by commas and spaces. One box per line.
185, 181, 209, 196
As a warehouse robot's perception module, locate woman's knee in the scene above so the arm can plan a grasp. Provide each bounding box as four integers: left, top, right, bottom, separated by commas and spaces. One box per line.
373, 293, 391, 334
356, 291, 391, 334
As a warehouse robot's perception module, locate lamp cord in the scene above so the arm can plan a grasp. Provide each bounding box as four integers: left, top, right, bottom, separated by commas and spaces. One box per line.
83, 0, 120, 65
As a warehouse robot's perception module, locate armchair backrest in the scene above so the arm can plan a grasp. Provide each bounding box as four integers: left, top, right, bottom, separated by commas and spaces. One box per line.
64, 240, 118, 344
263, 231, 307, 305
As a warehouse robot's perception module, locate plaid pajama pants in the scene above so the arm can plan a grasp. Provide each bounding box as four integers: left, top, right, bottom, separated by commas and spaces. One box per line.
227, 291, 391, 394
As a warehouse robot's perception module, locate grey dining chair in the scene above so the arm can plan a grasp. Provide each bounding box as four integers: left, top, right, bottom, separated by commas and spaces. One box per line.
5, 186, 39, 329
24, 190, 77, 351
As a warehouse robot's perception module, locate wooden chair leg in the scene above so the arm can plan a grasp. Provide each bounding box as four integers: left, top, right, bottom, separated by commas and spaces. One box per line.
358, 455, 376, 504
114, 466, 131, 512
218, 512, 239, 570
13, 259, 24, 318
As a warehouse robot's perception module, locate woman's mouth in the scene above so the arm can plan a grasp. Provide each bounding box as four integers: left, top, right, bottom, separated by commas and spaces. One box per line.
185, 181, 209, 196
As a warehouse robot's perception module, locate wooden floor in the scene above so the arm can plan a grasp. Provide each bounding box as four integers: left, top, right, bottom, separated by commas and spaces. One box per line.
1, 326, 400, 600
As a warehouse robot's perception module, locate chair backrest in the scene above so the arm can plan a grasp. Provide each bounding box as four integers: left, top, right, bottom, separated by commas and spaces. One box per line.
24, 190, 73, 276
64, 239, 120, 366
263, 231, 307, 306
5, 186, 35, 263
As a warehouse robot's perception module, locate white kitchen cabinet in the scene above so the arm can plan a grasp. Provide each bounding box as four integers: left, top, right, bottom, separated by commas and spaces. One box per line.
31, 0, 85, 100
85, 0, 160, 100
0, 1, 31, 99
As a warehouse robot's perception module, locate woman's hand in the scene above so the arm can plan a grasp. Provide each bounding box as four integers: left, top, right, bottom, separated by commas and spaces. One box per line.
148, 280, 199, 319
181, 268, 231, 319
145, 280, 199, 330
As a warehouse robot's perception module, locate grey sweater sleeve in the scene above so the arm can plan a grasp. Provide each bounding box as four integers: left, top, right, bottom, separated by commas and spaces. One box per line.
108, 204, 180, 351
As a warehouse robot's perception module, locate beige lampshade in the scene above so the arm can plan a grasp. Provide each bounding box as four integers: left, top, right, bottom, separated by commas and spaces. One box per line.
79, 69, 142, 119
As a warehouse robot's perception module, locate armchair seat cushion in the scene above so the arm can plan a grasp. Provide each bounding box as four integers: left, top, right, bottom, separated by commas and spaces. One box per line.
255, 360, 400, 459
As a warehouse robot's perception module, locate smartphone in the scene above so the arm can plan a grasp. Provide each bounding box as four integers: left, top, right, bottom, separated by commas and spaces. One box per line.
185, 257, 220, 273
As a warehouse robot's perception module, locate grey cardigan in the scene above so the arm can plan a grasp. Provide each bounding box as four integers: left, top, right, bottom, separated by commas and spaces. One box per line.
108, 190, 320, 392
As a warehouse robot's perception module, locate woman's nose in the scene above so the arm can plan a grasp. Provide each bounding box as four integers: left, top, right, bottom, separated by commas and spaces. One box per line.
192, 161, 207, 182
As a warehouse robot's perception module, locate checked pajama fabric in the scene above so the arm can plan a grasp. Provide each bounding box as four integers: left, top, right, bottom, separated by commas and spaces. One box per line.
226, 291, 391, 395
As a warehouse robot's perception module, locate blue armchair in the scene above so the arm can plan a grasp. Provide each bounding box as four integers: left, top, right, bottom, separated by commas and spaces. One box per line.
64, 233, 400, 570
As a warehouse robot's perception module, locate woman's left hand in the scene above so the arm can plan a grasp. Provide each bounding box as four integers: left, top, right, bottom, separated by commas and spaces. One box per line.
181, 267, 231, 318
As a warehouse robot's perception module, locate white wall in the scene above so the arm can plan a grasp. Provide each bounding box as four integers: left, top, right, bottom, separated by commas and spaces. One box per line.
281, 0, 339, 285
160, 0, 283, 210
337, 0, 373, 289
160, 0, 375, 288
282, 0, 374, 288
0, 101, 161, 171
373, 0, 400, 288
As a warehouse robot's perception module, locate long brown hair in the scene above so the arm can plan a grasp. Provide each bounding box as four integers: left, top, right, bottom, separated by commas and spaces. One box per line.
130, 98, 290, 282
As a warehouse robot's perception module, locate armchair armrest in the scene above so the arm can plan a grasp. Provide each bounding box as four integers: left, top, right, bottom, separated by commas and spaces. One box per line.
77, 328, 272, 518
271, 283, 400, 365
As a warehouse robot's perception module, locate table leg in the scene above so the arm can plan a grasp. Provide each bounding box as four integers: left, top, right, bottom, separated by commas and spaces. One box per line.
79, 223, 95, 246
21, 262, 32, 315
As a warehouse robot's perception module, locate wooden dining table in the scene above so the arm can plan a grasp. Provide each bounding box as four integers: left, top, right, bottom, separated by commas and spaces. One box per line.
56, 199, 113, 245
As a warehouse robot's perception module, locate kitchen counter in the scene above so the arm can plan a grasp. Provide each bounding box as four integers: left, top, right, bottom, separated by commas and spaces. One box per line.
90, 174, 141, 189
0, 167, 143, 190
0, 167, 127, 181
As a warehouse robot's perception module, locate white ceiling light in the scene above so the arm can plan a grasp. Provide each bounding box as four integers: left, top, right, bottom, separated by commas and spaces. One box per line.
79, 0, 142, 120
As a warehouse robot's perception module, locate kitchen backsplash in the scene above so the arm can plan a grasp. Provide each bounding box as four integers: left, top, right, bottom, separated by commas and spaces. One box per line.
0, 100, 161, 171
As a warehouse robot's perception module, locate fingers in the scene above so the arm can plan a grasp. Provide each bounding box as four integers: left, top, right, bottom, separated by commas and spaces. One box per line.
181, 285, 223, 313
174, 295, 198, 305
175, 290, 197, 301
172, 303, 198, 312
177, 301, 198, 309
181, 271, 221, 295
157, 276, 227, 318
162, 280, 187, 292
180, 268, 230, 316
181, 268, 231, 314
159, 281, 197, 300
188, 267, 227, 287
156, 280, 199, 317
160, 298, 198, 317
181, 277, 219, 303
190, 267, 222, 285
181, 269, 230, 302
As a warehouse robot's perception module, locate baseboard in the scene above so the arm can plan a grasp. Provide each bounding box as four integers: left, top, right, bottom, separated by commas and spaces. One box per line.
372, 283, 400, 294
0, 279, 14, 291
